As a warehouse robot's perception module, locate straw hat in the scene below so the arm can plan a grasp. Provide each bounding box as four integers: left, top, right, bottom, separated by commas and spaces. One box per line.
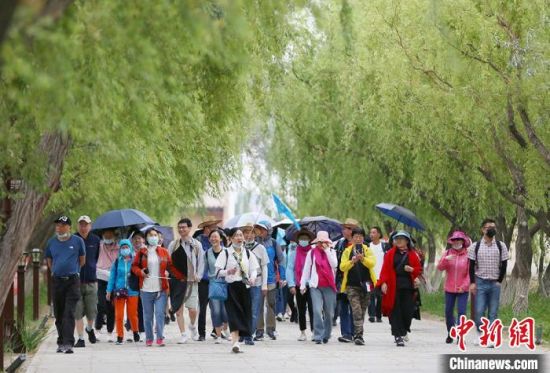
198, 216, 222, 229
342, 218, 359, 229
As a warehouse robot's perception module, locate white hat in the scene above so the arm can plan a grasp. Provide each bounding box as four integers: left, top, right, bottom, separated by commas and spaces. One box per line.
78, 215, 92, 224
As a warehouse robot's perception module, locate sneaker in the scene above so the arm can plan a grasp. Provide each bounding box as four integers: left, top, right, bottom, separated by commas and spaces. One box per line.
86, 328, 97, 344
232, 342, 241, 353
164, 314, 170, 325
244, 337, 255, 346
107, 333, 114, 343
146, 340, 153, 347
178, 333, 189, 344
315, 340, 322, 345
298, 332, 307, 341
139, 332, 145, 342
368, 317, 375, 323
446, 336, 454, 344
169, 309, 176, 322
156, 338, 165, 347
115, 337, 123, 345
210, 331, 217, 339
221, 330, 229, 340
56, 345, 65, 353
197, 335, 205, 342
276, 313, 284, 322
338, 336, 353, 343
267, 331, 277, 340
376, 318, 383, 323
64, 346, 74, 354
354, 336, 365, 346
253, 331, 264, 341
215, 337, 222, 344
74, 339, 85, 348
133, 332, 140, 343
189, 325, 198, 340
395, 336, 405, 347
322, 338, 329, 344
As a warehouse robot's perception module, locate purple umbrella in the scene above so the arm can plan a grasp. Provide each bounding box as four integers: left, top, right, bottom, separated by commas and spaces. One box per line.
285, 216, 343, 242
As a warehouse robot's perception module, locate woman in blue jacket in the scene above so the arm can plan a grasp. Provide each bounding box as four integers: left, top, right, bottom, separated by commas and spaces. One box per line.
107, 239, 140, 344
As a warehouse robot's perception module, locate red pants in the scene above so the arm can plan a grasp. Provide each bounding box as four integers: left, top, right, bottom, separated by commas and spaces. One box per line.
114, 296, 138, 338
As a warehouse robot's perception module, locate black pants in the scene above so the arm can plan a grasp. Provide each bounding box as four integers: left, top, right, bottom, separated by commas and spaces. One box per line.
368, 287, 382, 319
296, 288, 314, 332
53, 276, 81, 347
224, 281, 252, 337
138, 295, 144, 332
198, 280, 209, 338
286, 286, 297, 321
389, 288, 415, 337
95, 279, 115, 333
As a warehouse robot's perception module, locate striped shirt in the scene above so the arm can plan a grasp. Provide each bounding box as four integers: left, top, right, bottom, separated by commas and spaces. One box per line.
468, 239, 509, 280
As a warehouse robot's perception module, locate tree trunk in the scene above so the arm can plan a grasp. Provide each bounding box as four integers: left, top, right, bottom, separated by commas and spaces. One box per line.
501, 206, 532, 313
542, 261, 550, 298
537, 233, 547, 296
427, 230, 436, 265
0, 132, 70, 313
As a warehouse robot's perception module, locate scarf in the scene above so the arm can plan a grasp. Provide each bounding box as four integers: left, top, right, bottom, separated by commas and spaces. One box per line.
312, 246, 337, 292
232, 247, 249, 281
295, 245, 311, 287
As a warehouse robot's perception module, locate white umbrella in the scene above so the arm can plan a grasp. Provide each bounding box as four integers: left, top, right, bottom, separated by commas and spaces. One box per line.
224, 212, 274, 229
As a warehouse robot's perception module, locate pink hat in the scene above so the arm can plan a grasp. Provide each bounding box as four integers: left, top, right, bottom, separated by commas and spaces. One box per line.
447, 231, 471, 248
311, 231, 333, 245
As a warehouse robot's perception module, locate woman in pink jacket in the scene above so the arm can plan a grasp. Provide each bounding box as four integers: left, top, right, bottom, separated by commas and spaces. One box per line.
437, 231, 471, 344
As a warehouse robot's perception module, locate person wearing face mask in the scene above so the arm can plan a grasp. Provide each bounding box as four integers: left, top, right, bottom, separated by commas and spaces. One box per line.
132, 227, 175, 347
45, 215, 86, 354
437, 231, 471, 344
106, 239, 140, 344
468, 219, 509, 346
130, 230, 146, 339
300, 231, 338, 344
215, 228, 259, 353
95, 229, 119, 341
377, 230, 422, 347
286, 229, 315, 341
240, 223, 269, 345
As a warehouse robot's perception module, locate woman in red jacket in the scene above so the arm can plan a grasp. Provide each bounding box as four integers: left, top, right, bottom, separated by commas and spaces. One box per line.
377, 230, 422, 347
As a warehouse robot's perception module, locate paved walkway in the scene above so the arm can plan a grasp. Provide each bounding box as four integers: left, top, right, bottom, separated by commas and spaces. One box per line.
26, 312, 543, 373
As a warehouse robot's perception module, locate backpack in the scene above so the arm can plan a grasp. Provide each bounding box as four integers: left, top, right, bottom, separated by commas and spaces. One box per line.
474, 240, 504, 269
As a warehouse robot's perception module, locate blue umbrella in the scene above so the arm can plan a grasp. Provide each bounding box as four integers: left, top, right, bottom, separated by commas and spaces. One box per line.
285, 216, 343, 242
92, 209, 156, 231
375, 203, 425, 231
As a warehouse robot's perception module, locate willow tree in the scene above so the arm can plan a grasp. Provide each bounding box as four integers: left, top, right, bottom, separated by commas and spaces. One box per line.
0, 0, 302, 313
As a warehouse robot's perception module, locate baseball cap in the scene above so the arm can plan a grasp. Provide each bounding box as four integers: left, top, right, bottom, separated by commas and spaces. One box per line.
78, 215, 92, 224
54, 215, 72, 225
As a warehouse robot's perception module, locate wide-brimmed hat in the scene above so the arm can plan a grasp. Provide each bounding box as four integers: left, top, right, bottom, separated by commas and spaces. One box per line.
294, 228, 315, 242
240, 222, 255, 232
311, 231, 333, 245
342, 218, 359, 229
447, 231, 471, 248
392, 230, 412, 242
198, 216, 222, 229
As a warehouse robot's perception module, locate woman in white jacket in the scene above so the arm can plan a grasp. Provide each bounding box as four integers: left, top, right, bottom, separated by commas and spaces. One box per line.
215, 228, 259, 353
300, 231, 338, 344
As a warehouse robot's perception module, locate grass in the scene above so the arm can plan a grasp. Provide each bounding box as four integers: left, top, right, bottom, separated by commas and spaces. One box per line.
421, 291, 550, 345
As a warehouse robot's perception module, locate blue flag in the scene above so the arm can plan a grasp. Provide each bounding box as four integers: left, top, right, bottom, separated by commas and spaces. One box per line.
272, 193, 300, 229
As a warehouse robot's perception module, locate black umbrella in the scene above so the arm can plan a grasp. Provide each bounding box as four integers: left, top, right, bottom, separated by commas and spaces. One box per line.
285, 216, 343, 242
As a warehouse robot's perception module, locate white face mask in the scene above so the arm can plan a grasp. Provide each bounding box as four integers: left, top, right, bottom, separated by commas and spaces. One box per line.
103, 238, 114, 245
233, 242, 243, 249
56, 232, 70, 239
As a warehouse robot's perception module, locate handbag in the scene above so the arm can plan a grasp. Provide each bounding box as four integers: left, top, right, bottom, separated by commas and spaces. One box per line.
209, 250, 228, 301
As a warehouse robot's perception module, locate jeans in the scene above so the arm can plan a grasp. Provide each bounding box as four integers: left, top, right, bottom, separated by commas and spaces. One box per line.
276, 286, 287, 315
445, 291, 469, 333
198, 280, 209, 337
310, 287, 336, 341
475, 277, 501, 329
209, 298, 228, 328
140, 291, 167, 341
250, 286, 263, 335
53, 276, 81, 347
338, 294, 353, 338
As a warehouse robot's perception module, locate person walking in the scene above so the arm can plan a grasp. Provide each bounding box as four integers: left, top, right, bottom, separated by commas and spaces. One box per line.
300, 231, 337, 344
168, 218, 205, 344
367, 226, 390, 323
286, 229, 315, 341
339, 227, 377, 345
73, 215, 101, 348
377, 230, 422, 347
205, 229, 229, 343
437, 230, 471, 344
468, 218, 509, 347
45, 215, 86, 354
95, 228, 119, 342
106, 239, 140, 344
132, 227, 175, 347
215, 228, 258, 353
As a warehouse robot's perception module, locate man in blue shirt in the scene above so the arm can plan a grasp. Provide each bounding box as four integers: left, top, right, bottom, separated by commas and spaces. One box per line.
73, 215, 101, 348
45, 215, 86, 354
